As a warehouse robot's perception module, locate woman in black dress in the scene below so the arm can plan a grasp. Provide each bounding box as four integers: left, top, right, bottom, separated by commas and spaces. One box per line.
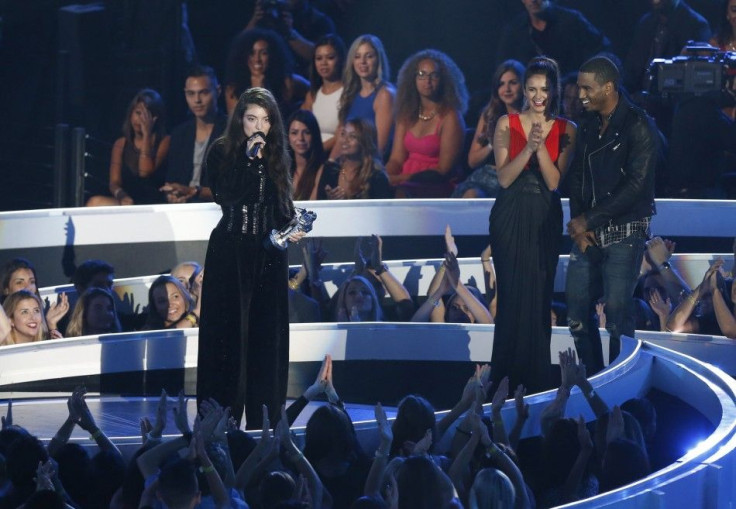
489, 57, 577, 393
197, 87, 304, 428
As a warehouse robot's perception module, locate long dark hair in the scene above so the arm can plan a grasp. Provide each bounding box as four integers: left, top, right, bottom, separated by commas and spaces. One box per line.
144, 275, 193, 330
523, 56, 561, 116
338, 119, 385, 199
480, 59, 524, 138
288, 110, 325, 200
121, 89, 166, 144
225, 28, 292, 103
309, 33, 347, 96
215, 87, 293, 216
1, 257, 39, 299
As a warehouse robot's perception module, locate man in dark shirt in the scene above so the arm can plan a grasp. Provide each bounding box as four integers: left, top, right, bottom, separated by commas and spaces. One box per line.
624, 0, 711, 93
161, 65, 227, 203
496, 0, 611, 75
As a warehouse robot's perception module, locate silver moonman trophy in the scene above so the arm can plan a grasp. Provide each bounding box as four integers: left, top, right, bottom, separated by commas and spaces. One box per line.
268, 207, 317, 250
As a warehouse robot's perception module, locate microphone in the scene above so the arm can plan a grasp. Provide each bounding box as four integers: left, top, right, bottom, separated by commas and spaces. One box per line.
246, 132, 267, 159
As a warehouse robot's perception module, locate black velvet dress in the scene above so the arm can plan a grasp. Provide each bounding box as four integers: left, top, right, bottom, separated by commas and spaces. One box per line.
489, 114, 565, 394
197, 143, 292, 428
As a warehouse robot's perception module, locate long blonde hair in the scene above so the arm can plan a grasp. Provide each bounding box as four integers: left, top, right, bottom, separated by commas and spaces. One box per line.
2, 290, 48, 344
338, 34, 391, 124
66, 287, 122, 338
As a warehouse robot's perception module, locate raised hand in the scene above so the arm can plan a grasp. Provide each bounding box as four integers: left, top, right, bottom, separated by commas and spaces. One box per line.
353, 237, 367, 274
596, 302, 607, 329
577, 415, 593, 451
645, 236, 672, 269
527, 121, 544, 152
491, 376, 509, 416
367, 234, 384, 272
444, 225, 458, 257
172, 389, 191, 435
1, 400, 11, 429
412, 428, 433, 456
606, 405, 625, 444
444, 251, 461, 290
514, 384, 529, 421
303, 354, 330, 401
648, 289, 672, 318
151, 389, 168, 438
375, 402, 393, 452
559, 347, 577, 391
45, 292, 69, 330
70, 386, 97, 432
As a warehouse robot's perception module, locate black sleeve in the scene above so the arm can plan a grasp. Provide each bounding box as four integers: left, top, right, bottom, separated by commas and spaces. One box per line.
368, 170, 394, 199
584, 115, 658, 230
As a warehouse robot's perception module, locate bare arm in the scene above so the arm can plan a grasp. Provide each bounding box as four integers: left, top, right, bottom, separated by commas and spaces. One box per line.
468, 115, 493, 169
0, 305, 11, 345
108, 138, 128, 201
385, 120, 409, 180
374, 86, 395, 155
493, 115, 533, 189
712, 275, 736, 338
434, 110, 465, 175
536, 121, 576, 191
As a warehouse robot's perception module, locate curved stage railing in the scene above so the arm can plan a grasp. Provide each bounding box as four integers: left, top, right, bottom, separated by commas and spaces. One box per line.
1, 327, 736, 507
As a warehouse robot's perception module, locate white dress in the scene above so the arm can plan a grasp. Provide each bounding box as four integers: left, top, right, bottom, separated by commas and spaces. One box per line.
312, 86, 342, 143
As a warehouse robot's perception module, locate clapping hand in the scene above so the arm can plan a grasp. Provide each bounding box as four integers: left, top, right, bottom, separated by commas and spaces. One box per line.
172, 389, 191, 435
69, 386, 98, 433
301, 238, 327, 282
45, 292, 70, 330
444, 225, 458, 256
490, 376, 509, 417
606, 405, 625, 444
648, 289, 671, 318
443, 252, 461, 290
367, 234, 384, 272
514, 384, 529, 421
375, 402, 393, 453
354, 237, 368, 274
577, 415, 593, 451
411, 428, 433, 456
527, 121, 544, 152
2, 400, 11, 429
595, 302, 607, 329
645, 236, 673, 269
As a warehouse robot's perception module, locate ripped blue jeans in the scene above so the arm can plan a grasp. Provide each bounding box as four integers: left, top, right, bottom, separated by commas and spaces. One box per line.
565, 231, 646, 374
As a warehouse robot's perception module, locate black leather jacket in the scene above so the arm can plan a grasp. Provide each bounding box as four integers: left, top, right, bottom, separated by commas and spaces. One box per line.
567, 95, 657, 230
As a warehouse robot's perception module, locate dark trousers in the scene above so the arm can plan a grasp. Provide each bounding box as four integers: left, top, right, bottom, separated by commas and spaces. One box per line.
565, 231, 646, 374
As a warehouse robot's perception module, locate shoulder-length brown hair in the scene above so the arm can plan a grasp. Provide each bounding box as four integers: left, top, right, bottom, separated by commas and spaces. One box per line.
339, 118, 385, 199
66, 287, 122, 338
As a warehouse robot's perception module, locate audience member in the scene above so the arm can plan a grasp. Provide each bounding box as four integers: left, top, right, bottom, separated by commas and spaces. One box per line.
161, 65, 228, 204
224, 28, 309, 119
170, 261, 203, 295
385, 49, 468, 198
142, 275, 197, 330
496, 0, 611, 75
710, 0, 736, 49
623, 0, 712, 93
331, 34, 395, 158
1, 290, 59, 345
87, 89, 170, 206
246, 0, 337, 75
65, 287, 122, 337
288, 109, 326, 200
301, 33, 347, 153
454, 59, 524, 199
1, 258, 38, 301
666, 83, 736, 198
318, 118, 392, 199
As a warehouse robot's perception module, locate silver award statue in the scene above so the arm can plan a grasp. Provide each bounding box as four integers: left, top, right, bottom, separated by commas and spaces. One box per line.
267, 207, 317, 250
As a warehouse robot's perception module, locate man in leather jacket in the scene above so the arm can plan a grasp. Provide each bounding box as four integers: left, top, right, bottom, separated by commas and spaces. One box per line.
565, 56, 658, 374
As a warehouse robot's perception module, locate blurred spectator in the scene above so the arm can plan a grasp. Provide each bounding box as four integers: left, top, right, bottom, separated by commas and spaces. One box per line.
142, 275, 197, 330
65, 287, 122, 338
301, 34, 347, 153
161, 65, 227, 204
246, 0, 337, 75
318, 119, 392, 199
666, 84, 736, 198
385, 49, 468, 198
224, 28, 309, 119
496, 0, 611, 75
454, 59, 525, 199
623, 0, 711, 93
709, 0, 736, 49
86, 89, 170, 206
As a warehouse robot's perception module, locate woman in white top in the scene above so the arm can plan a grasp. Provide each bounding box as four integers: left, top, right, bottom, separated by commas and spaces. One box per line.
301, 34, 346, 154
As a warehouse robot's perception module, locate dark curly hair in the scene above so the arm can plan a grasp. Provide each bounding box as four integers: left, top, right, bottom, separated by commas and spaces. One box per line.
225, 28, 293, 104
394, 48, 468, 124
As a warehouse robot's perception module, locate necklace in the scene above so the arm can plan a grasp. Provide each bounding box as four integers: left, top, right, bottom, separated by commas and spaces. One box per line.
418, 107, 437, 121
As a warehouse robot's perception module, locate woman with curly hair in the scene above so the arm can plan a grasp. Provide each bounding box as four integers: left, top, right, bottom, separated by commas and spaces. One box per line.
318, 118, 391, 199
385, 49, 468, 198
197, 87, 306, 428
224, 28, 309, 119
330, 34, 395, 159
454, 59, 524, 198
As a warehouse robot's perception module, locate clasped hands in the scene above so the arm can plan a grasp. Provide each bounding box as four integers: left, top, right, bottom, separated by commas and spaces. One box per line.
566, 215, 597, 253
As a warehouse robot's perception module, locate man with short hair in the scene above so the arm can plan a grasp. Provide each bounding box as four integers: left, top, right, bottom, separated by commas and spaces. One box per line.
565, 56, 658, 374
161, 65, 227, 203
